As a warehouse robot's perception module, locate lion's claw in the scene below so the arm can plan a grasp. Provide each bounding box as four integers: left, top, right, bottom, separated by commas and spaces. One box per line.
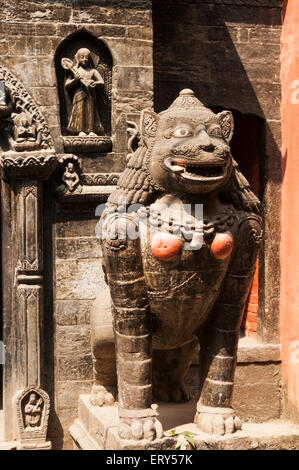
90, 384, 116, 407
118, 417, 163, 441
195, 407, 242, 435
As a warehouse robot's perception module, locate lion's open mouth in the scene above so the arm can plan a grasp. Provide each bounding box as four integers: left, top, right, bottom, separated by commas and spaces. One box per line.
164, 157, 226, 181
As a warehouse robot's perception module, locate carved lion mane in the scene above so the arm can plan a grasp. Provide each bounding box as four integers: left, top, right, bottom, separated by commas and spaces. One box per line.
107, 135, 261, 218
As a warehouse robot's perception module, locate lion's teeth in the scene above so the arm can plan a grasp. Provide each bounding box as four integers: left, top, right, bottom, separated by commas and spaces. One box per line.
172, 164, 185, 173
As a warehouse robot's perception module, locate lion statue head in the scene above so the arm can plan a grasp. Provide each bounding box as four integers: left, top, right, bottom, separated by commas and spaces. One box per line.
107, 89, 261, 217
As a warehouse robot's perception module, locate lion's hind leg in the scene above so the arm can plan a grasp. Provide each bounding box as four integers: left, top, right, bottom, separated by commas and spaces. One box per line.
90, 287, 117, 406
153, 336, 199, 403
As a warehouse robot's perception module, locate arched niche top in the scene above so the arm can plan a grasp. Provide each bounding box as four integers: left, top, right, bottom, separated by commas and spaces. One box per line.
54, 29, 113, 137
0, 65, 54, 153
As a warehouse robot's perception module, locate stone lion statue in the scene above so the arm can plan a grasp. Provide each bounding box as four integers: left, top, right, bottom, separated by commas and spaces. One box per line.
91, 89, 263, 442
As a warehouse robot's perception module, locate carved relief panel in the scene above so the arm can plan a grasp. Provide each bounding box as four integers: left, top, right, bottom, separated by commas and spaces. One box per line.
0, 65, 53, 153
14, 386, 51, 449
55, 29, 113, 154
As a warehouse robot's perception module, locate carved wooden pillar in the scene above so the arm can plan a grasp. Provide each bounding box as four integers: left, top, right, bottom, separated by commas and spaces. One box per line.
1, 151, 56, 447
14, 179, 43, 387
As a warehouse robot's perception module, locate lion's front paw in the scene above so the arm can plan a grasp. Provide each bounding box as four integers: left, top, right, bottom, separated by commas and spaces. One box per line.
90, 384, 116, 407
195, 406, 242, 435
118, 417, 163, 441
153, 380, 191, 403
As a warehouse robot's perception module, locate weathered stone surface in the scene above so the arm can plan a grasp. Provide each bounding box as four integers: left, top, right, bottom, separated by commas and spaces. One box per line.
0, 0, 285, 452
249, 26, 281, 44
105, 38, 153, 66
56, 237, 101, 260
115, 66, 153, 91
56, 325, 91, 357
56, 355, 93, 382
126, 25, 153, 40
56, 23, 126, 38
233, 382, 281, 423
0, 0, 155, 451
55, 259, 105, 300
30, 87, 59, 107
55, 299, 94, 326
71, 6, 152, 27
56, 216, 99, 238
0, 1, 72, 23
56, 380, 92, 410
113, 90, 153, 112
237, 337, 281, 363
7, 56, 56, 87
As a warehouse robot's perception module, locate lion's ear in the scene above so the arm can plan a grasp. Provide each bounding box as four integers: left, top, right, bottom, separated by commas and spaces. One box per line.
217, 110, 234, 142
140, 109, 159, 144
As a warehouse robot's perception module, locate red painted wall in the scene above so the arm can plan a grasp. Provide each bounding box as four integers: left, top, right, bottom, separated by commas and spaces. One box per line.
281, 0, 299, 422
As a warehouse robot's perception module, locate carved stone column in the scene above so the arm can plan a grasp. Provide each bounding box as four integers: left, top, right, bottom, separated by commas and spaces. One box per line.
1, 150, 56, 447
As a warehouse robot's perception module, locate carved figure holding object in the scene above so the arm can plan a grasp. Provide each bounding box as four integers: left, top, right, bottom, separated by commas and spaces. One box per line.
62, 48, 104, 136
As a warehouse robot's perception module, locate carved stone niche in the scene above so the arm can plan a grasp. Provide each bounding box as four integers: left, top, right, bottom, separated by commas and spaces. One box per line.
55, 153, 120, 203
1, 150, 57, 180
0, 65, 54, 153
14, 386, 51, 450
54, 29, 113, 154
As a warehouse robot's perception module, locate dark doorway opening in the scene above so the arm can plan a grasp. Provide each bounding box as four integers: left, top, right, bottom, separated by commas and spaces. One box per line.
213, 108, 265, 337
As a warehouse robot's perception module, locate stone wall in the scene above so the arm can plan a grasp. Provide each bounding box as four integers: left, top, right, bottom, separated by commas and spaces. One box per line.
152, 0, 282, 343
0, 0, 153, 449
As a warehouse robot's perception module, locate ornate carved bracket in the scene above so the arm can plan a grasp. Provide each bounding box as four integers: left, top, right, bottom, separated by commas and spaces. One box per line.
62, 135, 112, 154
1, 150, 57, 180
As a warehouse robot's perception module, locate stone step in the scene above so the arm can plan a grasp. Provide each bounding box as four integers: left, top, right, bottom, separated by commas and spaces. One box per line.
70, 394, 299, 450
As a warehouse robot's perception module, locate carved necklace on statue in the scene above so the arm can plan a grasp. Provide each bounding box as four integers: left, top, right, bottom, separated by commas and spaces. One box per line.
137, 205, 237, 262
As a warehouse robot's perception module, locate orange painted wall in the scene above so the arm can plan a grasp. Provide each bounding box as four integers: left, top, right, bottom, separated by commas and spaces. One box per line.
281, 0, 299, 422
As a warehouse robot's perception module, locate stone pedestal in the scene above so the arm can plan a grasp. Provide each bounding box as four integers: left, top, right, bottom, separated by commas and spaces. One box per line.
70, 395, 173, 450
70, 395, 299, 451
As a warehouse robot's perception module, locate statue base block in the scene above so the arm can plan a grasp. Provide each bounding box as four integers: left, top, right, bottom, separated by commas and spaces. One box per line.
70, 395, 299, 450
63, 136, 112, 153
17, 441, 52, 450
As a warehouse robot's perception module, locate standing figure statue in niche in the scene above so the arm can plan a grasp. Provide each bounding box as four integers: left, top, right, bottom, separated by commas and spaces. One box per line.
62, 48, 104, 136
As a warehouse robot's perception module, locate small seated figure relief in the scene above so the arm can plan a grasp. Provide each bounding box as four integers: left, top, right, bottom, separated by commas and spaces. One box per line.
9, 111, 41, 151
24, 392, 43, 429
62, 161, 80, 192
62, 48, 105, 137
14, 112, 37, 143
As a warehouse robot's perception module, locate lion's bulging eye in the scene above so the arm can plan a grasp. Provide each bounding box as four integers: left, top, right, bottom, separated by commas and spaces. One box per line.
209, 126, 222, 138
172, 127, 192, 138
